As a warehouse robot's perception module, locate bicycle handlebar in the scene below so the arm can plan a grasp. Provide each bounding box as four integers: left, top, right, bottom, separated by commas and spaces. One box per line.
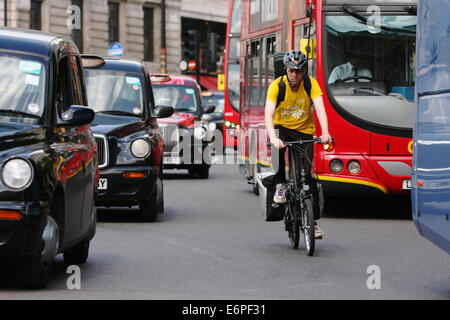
267, 137, 334, 147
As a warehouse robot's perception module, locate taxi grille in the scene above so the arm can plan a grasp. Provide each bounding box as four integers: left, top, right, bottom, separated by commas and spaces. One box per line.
161, 124, 180, 153
94, 134, 108, 168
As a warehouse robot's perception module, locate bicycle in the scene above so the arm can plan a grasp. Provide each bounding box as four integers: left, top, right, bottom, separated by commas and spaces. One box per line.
276, 138, 330, 256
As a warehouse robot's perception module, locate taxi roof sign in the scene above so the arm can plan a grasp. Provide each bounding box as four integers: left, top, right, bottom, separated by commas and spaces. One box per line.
81, 55, 106, 68
150, 74, 171, 83
201, 91, 214, 97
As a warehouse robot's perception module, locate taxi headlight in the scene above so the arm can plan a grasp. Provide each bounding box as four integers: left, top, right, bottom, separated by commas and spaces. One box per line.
194, 126, 207, 140
130, 139, 151, 158
2, 158, 33, 190
208, 122, 217, 131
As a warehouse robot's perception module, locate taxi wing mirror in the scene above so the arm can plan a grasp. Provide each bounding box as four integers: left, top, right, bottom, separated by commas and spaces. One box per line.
203, 105, 216, 114
60, 105, 95, 126
154, 105, 174, 118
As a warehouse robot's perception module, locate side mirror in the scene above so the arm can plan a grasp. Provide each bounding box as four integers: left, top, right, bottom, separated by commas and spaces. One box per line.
154, 105, 174, 118
202, 113, 213, 122
203, 105, 216, 114
60, 105, 95, 126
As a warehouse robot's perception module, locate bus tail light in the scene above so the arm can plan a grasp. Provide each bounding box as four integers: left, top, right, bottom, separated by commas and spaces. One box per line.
348, 161, 361, 175
330, 159, 344, 173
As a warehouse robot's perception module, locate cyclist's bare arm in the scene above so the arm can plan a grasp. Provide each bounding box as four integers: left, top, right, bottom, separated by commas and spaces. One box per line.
265, 99, 284, 149
313, 96, 332, 144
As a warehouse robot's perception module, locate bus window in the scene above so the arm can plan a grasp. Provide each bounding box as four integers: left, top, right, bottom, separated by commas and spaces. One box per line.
294, 24, 302, 53
249, 40, 261, 108
230, 0, 241, 34
294, 19, 317, 78
325, 14, 416, 130
267, 37, 276, 77
260, 39, 266, 106
262, 36, 279, 105
227, 63, 240, 112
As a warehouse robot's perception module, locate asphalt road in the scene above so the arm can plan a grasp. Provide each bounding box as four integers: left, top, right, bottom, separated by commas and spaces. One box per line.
1, 154, 449, 300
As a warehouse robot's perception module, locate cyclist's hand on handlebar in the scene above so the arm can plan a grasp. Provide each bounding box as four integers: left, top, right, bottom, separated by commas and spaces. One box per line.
270, 137, 285, 149
319, 133, 332, 144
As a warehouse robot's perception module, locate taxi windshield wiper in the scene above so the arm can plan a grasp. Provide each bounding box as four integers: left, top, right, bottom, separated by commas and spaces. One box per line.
96, 110, 140, 117
352, 88, 384, 96
341, 4, 415, 34
0, 110, 40, 119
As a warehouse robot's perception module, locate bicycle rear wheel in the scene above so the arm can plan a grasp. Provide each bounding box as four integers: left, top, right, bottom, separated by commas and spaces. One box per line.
302, 198, 315, 256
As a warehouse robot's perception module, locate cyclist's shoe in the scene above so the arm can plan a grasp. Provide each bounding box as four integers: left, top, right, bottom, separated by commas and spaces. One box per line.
274, 184, 287, 204
315, 225, 324, 239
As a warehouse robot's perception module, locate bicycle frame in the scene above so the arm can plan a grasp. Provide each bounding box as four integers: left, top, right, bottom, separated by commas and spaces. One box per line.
285, 141, 315, 222
282, 138, 325, 255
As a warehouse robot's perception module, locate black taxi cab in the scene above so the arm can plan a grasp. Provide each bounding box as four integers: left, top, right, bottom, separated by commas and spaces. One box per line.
0, 28, 97, 288
82, 56, 173, 222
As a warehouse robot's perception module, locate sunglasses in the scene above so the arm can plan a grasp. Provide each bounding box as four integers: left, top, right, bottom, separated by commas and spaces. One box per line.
287, 69, 305, 75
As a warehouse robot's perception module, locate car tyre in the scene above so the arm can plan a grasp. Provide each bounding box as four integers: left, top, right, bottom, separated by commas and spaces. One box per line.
63, 240, 90, 264
14, 246, 50, 289
139, 189, 158, 222
197, 166, 209, 179
189, 166, 209, 179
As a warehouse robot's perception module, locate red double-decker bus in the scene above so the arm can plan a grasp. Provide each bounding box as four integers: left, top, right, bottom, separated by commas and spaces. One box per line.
223, 0, 242, 148
239, 0, 417, 197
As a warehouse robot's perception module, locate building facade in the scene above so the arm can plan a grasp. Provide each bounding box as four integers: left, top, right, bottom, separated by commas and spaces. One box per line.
0, 0, 228, 74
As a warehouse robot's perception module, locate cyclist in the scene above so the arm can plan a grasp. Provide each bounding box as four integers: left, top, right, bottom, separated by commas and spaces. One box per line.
265, 50, 332, 239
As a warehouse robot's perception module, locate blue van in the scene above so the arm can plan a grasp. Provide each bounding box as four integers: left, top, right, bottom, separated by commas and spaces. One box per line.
412, 0, 450, 253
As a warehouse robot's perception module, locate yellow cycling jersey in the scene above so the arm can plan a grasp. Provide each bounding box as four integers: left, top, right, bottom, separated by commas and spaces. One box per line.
267, 75, 323, 134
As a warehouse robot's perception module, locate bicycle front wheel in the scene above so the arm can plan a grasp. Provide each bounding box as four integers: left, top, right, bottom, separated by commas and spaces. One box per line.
302, 198, 315, 256
286, 202, 300, 249
289, 219, 300, 249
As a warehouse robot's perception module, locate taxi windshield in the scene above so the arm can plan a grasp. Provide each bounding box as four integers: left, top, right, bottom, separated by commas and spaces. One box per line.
84, 69, 145, 117
201, 94, 224, 113
153, 85, 199, 113
0, 53, 46, 120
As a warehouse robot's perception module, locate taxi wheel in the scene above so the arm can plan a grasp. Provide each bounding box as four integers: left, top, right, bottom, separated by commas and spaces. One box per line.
189, 166, 209, 179
139, 191, 158, 222
197, 166, 209, 179
14, 245, 50, 289
63, 240, 90, 264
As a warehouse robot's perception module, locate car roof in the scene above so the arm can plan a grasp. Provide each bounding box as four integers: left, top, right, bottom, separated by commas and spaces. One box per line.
151, 73, 198, 87
0, 27, 63, 57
